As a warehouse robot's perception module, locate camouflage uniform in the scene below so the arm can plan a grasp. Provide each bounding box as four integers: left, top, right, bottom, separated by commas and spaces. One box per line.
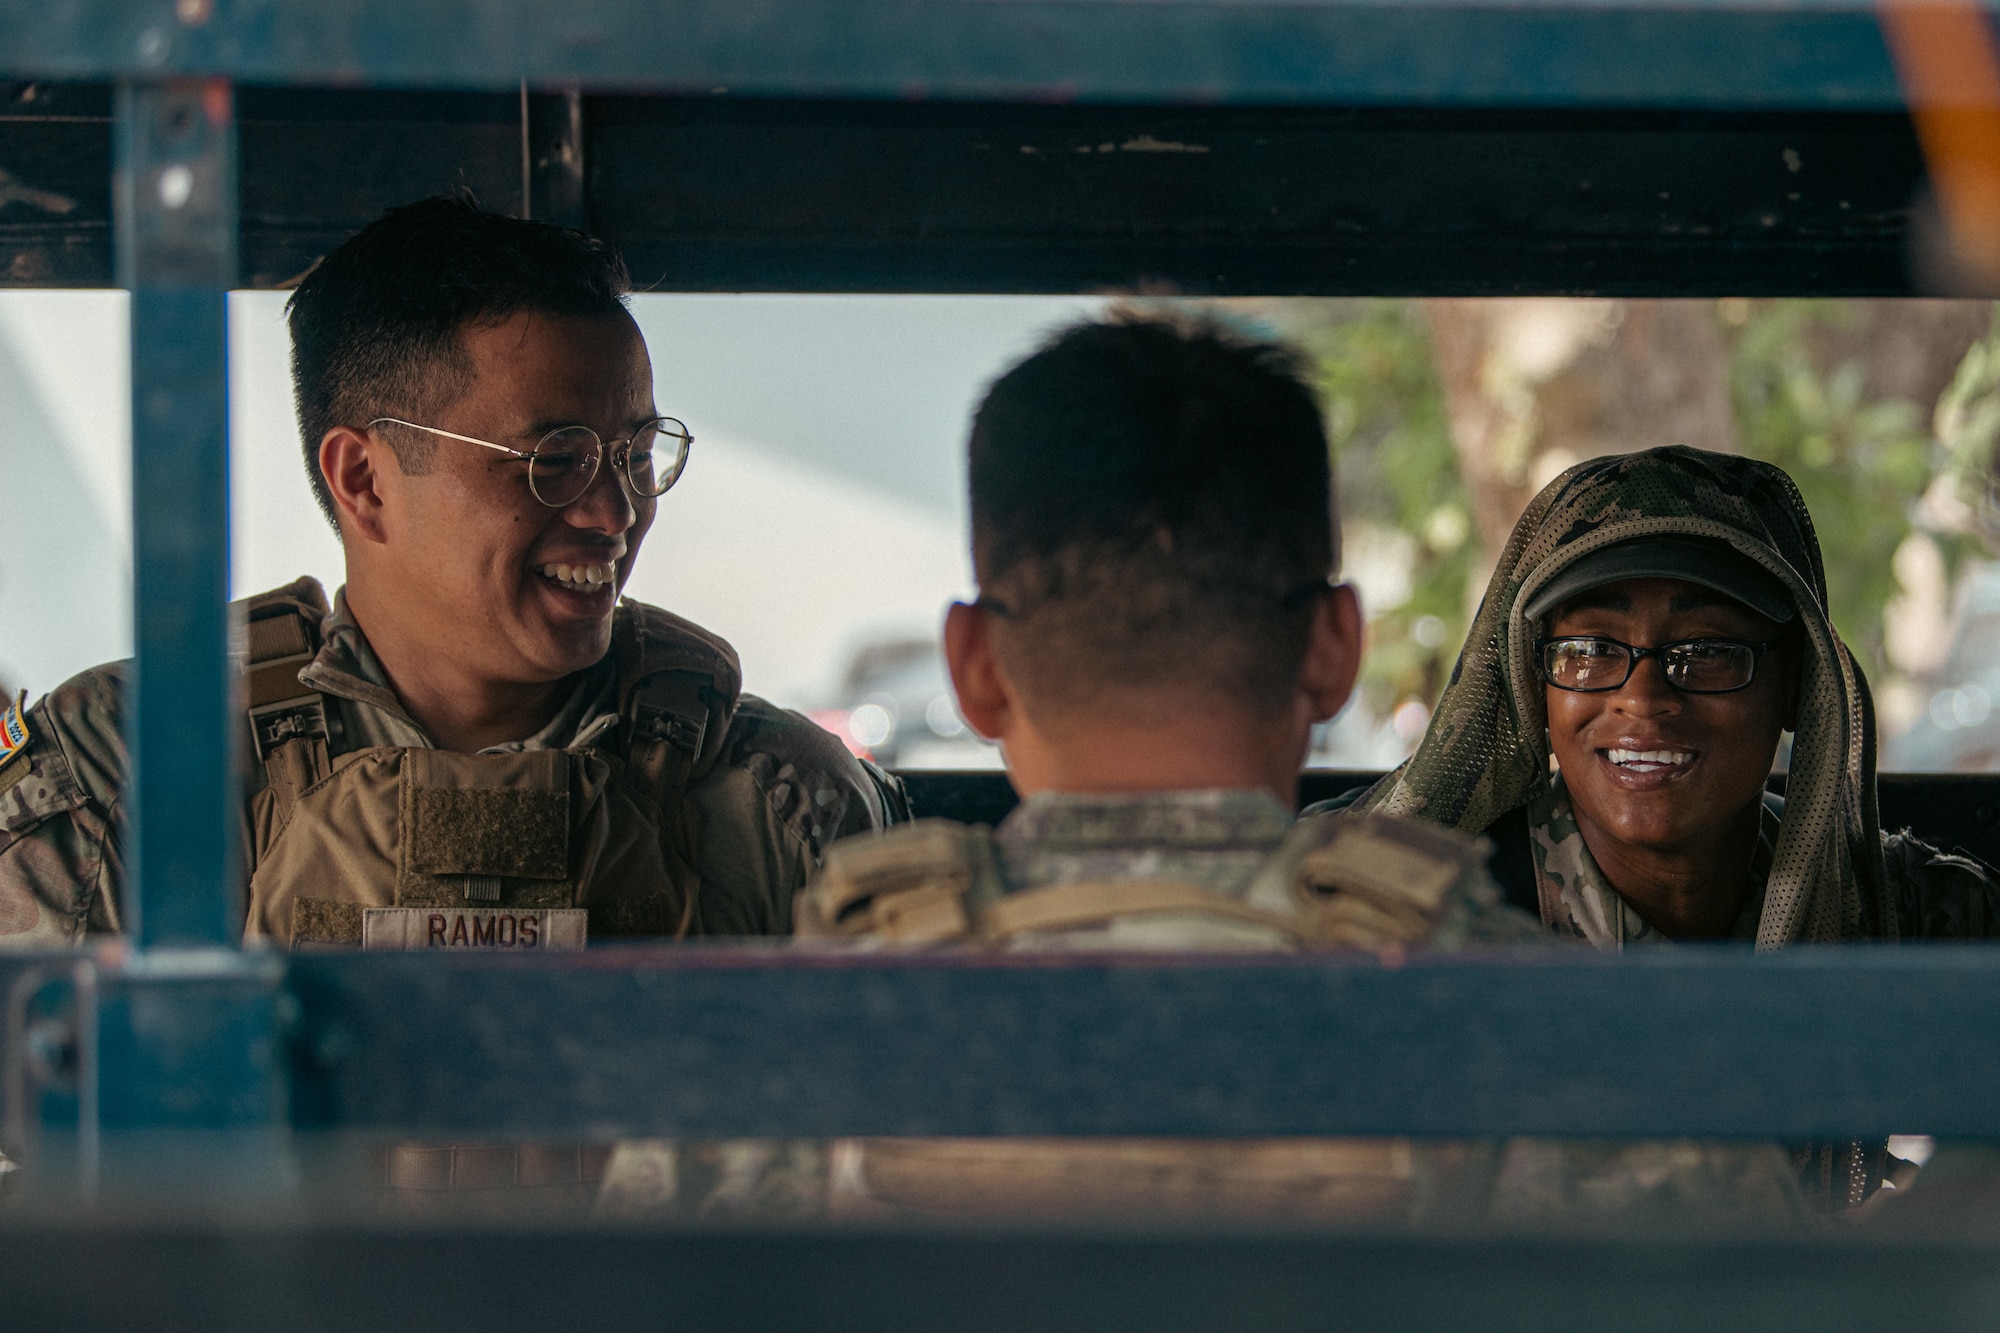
603, 790, 1806, 1229
796, 789, 1540, 952
602, 789, 1535, 1226
794, 791, 1552, 1226
1527, 775, 1775, 948
0, 578, 906, 947
1344, 445, 2000, 1210
1526, 775, 1996, 952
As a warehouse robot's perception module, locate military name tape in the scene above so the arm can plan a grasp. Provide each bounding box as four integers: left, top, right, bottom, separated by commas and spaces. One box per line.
361, 906, 587, 951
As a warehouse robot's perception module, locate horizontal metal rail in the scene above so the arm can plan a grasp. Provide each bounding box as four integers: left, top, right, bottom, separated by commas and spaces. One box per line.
0, 89, 1939, 295
4, 1223, 1998, 1333
0, 0, 1918, 108
9, 945, 2000, 1140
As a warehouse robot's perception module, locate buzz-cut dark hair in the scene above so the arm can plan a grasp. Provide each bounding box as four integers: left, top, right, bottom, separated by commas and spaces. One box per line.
969, 308, 1337, 715
286, 193, 631, 526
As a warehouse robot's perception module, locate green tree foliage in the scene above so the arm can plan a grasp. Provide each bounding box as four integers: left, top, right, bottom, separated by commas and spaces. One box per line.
1279, 301, 1472, 715
1260, 297, 1977, 713
1726, 301, 1974, 686
1936, 307, 2000, 539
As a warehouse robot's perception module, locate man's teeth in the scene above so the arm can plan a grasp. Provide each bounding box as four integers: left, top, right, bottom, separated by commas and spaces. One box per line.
1607, 748, 1694, 769
538, 562, 616, 588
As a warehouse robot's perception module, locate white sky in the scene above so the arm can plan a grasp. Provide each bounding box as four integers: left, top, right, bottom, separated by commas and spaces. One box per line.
0, 291, 1098, 706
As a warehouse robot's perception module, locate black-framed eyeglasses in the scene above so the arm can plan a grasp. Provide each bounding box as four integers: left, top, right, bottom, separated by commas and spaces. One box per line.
368, 415, 693, 509
1536, 635, 1772, 694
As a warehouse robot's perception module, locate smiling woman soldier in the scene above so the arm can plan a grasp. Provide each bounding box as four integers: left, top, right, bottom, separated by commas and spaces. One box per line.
1336, 444, 2000, 1208
1348, 445, 2000, 950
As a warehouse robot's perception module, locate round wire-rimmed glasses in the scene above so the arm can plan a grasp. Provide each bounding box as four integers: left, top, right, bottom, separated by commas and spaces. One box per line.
1536, 635, 1772, 694
367, 415, 693, 508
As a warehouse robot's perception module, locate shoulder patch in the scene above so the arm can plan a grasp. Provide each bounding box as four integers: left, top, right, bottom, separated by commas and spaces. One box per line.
0, 692, 30, 778
0, 694, 90, 829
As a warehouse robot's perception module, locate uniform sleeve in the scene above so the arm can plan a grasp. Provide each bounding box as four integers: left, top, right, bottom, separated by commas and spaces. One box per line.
1436, 871, 1560, 947
688, 694, 911, 936
724, 694, 909, 856
0, 666, 131, 944
1885, 828, 2000, 939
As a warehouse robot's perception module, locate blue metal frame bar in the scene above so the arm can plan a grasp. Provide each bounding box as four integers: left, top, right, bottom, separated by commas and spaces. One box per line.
6, 945, 2000, 1141
115, 79, 238, 949
259, 944, 2000, 1138
0, 0, 1924, 109
3, 1224, 1993, 1333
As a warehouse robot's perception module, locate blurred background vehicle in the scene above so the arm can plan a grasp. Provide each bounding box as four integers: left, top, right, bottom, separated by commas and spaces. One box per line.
809, 637, 1002, 770
1889, 563, 2000, 771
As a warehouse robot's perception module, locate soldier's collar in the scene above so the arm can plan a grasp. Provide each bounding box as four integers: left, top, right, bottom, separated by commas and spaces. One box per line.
303, 587, 620, 753
999, 788, 1294, 849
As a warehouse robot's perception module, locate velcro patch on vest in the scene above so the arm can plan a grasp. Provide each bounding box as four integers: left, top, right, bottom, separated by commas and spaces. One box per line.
361, 907, 587, 951
407, 788, 570, 879
0, 693, 29, 775
292, 898, 365, 947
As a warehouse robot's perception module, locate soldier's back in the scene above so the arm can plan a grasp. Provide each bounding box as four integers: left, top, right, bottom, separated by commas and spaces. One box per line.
595, 789, 1540, 1227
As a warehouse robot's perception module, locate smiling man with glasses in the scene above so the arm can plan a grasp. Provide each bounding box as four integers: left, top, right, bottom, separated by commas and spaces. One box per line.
0, 195, 905, 963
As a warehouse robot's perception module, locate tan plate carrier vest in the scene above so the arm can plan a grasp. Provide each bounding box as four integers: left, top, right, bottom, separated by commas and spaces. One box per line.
796, 810, 1489, 950
238, 578, 744, 948
784, 810, 1496, 1225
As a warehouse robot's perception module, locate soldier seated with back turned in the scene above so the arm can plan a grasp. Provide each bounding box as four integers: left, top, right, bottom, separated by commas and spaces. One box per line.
779, 310, 1543, 1224
594, 316, 1833, 1228
802, 311, 1529, 954
0, 195, 903, 953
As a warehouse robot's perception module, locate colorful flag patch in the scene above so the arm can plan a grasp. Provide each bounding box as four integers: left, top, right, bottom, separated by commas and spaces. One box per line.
0, 693, 29, 771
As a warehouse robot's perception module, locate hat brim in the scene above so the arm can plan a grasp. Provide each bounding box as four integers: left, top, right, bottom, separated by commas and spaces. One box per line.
1522, 536, 1798, 625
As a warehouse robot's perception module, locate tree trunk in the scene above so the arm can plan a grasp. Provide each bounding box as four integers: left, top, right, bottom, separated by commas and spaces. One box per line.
1425, 299, 1738, 591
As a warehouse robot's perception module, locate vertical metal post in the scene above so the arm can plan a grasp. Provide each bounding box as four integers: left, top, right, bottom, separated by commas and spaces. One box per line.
523, 87, 588, 229
115, 81, 239, 950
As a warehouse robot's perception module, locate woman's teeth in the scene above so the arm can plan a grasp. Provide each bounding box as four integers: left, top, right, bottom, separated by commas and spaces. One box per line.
539, 562, 616, 588
1607, 748, 1693, 771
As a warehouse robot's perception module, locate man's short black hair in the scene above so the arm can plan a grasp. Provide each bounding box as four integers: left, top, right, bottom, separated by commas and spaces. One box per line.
970, 309, 1337, 715
286, 194, 631, 525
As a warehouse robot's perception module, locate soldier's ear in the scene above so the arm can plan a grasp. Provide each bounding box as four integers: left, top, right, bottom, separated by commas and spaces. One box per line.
319, 426, 390, 544
943, 599, 1013, 742
1299, 582, 1363, 724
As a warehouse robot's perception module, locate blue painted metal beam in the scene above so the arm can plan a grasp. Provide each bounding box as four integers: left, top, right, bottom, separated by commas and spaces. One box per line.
1, 1225, 1993, 1333
260, 945, 2000, 1139
8, 944, 2000, 1141
0, 0, 1928, 110
115, 80, 238, 948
